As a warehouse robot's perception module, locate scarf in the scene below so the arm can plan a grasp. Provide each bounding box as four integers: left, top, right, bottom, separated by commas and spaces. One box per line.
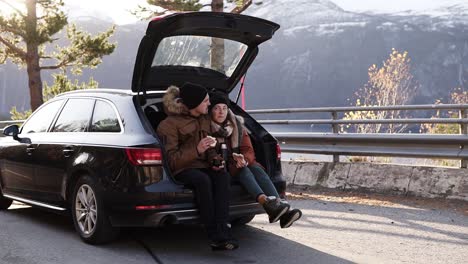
211, 111, 241, 152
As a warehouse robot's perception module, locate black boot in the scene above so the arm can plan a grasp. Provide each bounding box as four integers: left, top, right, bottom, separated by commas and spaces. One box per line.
210, 240, 239, 251
280, 208, 302, 228
210, 223, 239, 251
263, 196, 290, 223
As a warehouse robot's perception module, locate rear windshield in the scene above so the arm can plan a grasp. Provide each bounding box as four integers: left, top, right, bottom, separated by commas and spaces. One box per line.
152, 35, 247, 77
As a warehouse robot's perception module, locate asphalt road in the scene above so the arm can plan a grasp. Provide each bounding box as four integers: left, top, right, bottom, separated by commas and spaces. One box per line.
0, 199, 467, 264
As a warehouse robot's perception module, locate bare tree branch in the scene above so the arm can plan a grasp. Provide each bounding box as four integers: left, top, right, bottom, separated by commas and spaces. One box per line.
231, 0, 252, 14
0, 35, 26, 59
40, 64, 68, 70
0, 24, 25, 37
40, 57, 72, 70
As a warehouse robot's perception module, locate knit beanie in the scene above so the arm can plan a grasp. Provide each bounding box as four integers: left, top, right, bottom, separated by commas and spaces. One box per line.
179, 82, 208, 109
209, 91, 230, 112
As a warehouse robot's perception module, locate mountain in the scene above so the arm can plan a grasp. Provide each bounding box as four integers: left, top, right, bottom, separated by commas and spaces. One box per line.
242, 0, 468, 108
1, 0, 467, 117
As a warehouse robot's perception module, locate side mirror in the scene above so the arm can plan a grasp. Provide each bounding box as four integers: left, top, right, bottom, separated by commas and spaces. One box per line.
3, 124, 20, 140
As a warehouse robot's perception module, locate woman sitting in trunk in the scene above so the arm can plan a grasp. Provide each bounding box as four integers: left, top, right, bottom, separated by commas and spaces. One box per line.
208, 92, 302, 228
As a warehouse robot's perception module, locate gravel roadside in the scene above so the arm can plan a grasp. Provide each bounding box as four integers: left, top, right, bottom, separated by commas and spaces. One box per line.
286, 185, 468, 216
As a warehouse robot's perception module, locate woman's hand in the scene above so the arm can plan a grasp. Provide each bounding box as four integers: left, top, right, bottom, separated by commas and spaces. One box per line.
233, 153, 248, 168
197, 136, 216, 154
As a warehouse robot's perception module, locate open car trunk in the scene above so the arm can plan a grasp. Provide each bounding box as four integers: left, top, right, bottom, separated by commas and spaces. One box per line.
132, 12, 280, 94
136, 94, 286, 200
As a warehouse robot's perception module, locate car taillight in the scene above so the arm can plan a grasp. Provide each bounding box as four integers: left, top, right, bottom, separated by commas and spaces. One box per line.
135, 205, 171, 210
125, 148, 162, 166
276, 143, 281, 160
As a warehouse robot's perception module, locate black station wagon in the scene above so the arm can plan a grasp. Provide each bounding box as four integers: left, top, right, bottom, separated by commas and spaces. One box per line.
0, 12, 284, 244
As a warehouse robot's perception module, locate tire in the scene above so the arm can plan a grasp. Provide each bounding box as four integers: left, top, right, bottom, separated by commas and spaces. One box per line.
231, 214, 255, 226
71, 175, 119, 244
0, 194, 12, 210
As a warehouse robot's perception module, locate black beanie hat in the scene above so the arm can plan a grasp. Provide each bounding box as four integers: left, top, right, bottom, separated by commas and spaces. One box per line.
179, 82, 208, 109
209, 91, 230, 111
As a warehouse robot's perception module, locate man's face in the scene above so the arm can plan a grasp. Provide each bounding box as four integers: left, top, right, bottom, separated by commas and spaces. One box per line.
192, 95, 210, 116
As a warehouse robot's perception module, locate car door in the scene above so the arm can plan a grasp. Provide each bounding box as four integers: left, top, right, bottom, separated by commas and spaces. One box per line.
0, 100, 64, 200
32, 98, 95, 204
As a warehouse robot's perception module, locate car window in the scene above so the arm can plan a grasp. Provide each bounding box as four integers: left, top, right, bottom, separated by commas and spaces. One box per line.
152, 35, 247, 77
52, 98, 95, 132
20, 100, 64, 134
90, 100, 121, 133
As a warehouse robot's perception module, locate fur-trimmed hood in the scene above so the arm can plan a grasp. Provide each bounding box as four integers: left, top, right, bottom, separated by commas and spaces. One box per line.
162, 85, 189, 115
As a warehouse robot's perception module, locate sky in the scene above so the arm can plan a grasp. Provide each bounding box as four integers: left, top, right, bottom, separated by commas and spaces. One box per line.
1, 0, 467, 25
65, 0, 148, 25
0, 0, 149, 25
67, 0, 468, 24
331, 0, 468, 13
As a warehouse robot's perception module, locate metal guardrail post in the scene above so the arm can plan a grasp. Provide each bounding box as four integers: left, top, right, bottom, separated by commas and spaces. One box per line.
331, 111, 339, 163
460, 109, 467, 168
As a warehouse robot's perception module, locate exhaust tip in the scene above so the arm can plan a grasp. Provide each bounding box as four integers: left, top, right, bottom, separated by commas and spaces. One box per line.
159, 214, 178, 227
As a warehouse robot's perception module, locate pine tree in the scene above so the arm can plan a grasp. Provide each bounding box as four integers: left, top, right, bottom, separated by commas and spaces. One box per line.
0, 0, 116, 111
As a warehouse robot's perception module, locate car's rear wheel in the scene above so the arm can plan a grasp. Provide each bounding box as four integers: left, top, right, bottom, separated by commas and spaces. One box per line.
231, 214, 256, 226
71, 175, 119, 244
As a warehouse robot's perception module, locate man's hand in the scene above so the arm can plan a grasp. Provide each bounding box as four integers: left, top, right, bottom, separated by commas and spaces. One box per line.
212, 160, 225, 171
197, 136, 217, 154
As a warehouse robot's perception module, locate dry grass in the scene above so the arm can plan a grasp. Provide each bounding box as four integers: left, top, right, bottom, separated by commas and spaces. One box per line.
286, 185, 468, 216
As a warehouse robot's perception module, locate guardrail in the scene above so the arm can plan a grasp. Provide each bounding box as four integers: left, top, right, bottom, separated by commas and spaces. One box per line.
2, 104, 468, 168
247, 104, 468, 168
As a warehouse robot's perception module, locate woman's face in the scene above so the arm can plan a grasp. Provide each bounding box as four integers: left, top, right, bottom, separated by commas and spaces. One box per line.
211, 103, 228, 124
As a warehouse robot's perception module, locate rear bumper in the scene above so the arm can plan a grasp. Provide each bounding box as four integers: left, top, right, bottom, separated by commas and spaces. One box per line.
109, 202, 264, 227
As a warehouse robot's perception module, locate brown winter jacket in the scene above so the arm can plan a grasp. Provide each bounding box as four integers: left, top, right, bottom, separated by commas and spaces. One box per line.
156, 86, 212, 176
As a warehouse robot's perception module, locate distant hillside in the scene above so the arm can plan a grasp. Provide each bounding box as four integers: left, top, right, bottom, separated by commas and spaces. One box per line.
1, 0, 467, 116
243, 0, 468, 108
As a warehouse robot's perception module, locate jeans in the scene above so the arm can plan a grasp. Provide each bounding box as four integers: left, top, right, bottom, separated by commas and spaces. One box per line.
237, 164, 279, 201
176, 168, 230, 240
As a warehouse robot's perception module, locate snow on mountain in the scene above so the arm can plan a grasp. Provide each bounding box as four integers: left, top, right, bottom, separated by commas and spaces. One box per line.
331, 0, 468, 14
243, 0, 468, 109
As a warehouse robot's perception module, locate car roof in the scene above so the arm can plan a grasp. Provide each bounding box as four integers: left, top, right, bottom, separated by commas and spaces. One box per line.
55, 88, 166, 98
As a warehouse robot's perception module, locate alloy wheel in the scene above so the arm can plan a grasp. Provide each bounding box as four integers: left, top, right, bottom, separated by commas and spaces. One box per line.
75, 184, 98, 235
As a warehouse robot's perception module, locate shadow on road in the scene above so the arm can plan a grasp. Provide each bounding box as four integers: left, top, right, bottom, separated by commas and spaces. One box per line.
292, 199, 468, 246
2, 205, 352, 264
120, 224, 352, 264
